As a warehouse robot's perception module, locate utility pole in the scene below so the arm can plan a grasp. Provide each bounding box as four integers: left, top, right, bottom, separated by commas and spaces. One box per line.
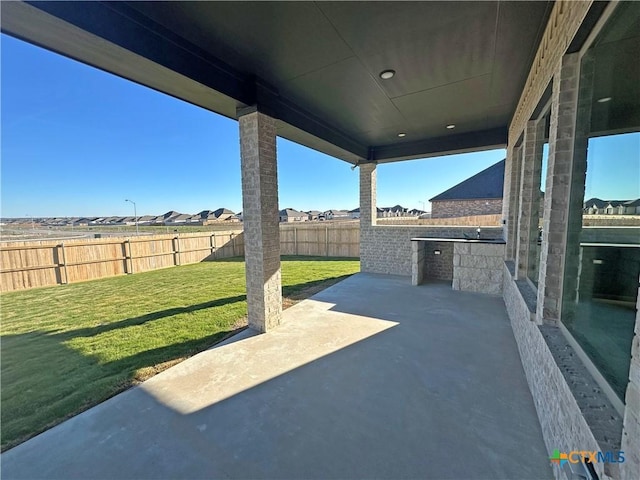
125, 199, 139, 236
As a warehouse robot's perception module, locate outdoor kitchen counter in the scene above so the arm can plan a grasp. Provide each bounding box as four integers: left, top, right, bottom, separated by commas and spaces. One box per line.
411, 237, 506, 295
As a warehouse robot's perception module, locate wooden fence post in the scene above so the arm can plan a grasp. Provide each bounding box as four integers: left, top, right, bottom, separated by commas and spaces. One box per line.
60, 242, 69, 284
294, 227, 298, 255
231, 233, 236, 257
173, 236, 181, 266
125, 239, 134, 274
325, 226, 329, 257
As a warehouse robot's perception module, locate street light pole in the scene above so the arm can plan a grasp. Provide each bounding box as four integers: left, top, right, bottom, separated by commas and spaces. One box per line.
125, 199, 139, 236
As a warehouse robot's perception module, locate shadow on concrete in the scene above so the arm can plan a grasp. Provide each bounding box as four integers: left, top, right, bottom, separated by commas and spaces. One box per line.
1, 272, 357, 452
2, 274, 552, 480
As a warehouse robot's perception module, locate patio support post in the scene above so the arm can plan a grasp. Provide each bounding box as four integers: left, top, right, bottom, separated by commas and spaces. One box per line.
502, 143, 520, 260
536, 52, 590, 324
359, 162, 376, 272
515, 119, 545, 280
238, 107, 282, 332
359, 162, 377, 227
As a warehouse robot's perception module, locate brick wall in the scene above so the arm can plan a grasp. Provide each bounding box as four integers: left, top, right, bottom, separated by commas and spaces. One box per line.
431, 199, 502, 219
361, 225, 503, 276
621, 294, 640, 480
503, 264, 618, 480
516, 119, 545, 279
509, 0, 593, 146
423, 241, 454, 280
239, 110, 282, 332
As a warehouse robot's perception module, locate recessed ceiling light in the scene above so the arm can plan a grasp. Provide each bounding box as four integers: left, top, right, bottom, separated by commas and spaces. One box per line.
446, 124, 456, 129
397, 133, 406, 137
597, 97, 612, 103
380, 69, 396, 80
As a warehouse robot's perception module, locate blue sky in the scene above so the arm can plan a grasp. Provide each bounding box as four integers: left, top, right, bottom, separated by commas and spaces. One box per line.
1, 34, 638, 218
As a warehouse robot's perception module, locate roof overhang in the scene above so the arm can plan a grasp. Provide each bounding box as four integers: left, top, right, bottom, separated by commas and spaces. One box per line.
2, 1, 555, 163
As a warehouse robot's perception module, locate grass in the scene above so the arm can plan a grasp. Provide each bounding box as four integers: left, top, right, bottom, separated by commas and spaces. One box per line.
0, 256, 359, 451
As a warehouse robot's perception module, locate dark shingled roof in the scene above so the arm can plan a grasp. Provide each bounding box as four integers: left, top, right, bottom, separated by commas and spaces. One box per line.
429, 159, 505, 202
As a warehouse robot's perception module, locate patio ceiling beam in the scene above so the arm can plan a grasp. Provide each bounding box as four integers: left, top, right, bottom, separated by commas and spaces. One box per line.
369, 127, 508, 163
254, 81, 370, 160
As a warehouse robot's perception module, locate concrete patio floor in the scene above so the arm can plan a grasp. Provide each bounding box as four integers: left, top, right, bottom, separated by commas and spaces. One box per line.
2, 273, 552, 480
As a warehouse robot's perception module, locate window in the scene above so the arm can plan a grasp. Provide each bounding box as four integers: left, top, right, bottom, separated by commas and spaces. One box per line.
561, 2, 640, 400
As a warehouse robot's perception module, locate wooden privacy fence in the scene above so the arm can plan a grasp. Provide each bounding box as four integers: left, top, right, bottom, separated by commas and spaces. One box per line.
0, 231, 244, 292
280, 223, 359, 257
0, 224, 359, 292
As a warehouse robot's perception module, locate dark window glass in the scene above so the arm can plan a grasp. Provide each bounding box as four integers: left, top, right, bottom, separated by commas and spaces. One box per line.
561, 2, 640, 400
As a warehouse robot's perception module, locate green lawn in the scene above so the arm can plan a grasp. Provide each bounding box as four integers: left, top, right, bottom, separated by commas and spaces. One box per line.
0, 256, 359, 451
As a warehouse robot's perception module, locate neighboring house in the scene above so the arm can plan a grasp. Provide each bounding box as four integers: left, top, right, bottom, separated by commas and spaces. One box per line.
193, 208, 237, 224
408, 209, 426, 216
323, 209, 349, 220
73, 218, 93, 227
195, 210, 217, 222
624, 199, 640, 214
137, 215, 155, 225
380, 205, 409, 217
306, 210, 322, 221
584, 198, 640, 215
161, 211, 181, 222
116, 217, 137, 226
429, 159, 505, 218
212, 208, 237, 221
164, 213, 191, 225
99, 216, 118, 225
349, 208, 360, 219
583, 198, 608, 214
279, 208, 307, 222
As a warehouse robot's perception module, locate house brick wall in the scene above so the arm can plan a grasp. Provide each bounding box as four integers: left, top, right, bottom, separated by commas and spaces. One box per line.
431, 199, 503, 219
423, 241, 454, 281
507, 146, 523, 260
501, 3, 640, 480
503, 264, 616, 480
361, 225, 503, 277
621, 295, 640, 480
509, 0, 593, 146
502, 144, 516, 256
536, 52, 587, 325
516, 119, 545, 279
360, 162, 503, 277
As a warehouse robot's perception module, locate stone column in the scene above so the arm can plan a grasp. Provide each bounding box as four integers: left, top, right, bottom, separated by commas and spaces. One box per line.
359, 162, 377, 227
516, 119, 545, 280
536, 52, 590, 324
411, 240, 425, 286
502, 143, 521, 260
359, 162, 376, 273
238, 107, 282, 332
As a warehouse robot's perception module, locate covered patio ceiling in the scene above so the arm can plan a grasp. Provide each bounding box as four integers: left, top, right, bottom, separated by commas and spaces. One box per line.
2, 1, 555, 163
